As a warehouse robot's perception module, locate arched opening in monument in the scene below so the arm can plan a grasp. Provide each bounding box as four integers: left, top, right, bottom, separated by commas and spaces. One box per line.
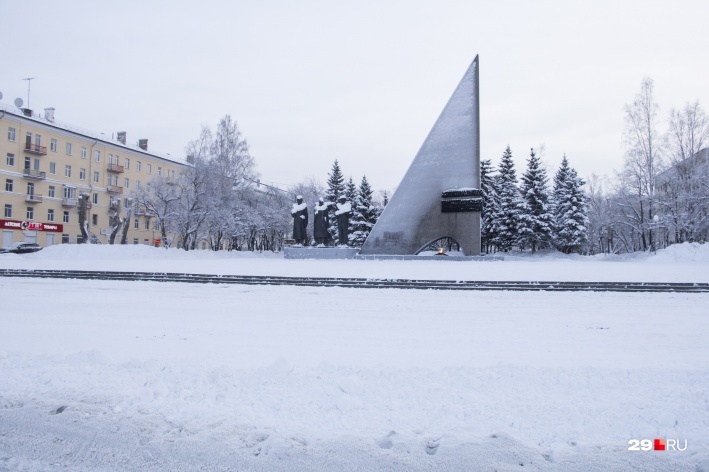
415, 237, 464, 256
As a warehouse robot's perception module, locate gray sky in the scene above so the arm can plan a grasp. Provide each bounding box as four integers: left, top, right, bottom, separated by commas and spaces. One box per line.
2, 0, 708, 192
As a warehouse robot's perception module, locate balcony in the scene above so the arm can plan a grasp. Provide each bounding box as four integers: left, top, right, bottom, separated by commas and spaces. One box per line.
24, 142, 47, 155
25, 193, 43, 203
107, 185, 123, 194
62, 198, 78, 207
23, 168, 47, 180
107, 163, 125, 173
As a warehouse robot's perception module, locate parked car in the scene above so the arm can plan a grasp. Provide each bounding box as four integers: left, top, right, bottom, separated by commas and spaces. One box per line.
0, 242, 43, 254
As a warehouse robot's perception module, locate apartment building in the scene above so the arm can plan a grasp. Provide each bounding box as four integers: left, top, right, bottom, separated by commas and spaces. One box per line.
0, 102, 186, 249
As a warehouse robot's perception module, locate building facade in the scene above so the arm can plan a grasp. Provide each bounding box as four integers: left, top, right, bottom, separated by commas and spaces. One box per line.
0, 102, 186, 249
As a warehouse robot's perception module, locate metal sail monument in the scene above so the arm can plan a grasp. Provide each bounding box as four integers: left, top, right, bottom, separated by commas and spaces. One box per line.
360, 55, 482, 256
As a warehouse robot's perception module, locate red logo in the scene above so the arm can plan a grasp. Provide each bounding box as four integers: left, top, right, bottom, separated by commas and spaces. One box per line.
654, 439, 666, 451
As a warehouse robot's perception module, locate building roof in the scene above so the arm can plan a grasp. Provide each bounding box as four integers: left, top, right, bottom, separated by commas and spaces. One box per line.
0, 102, 187, 167
657, 147, 708, 182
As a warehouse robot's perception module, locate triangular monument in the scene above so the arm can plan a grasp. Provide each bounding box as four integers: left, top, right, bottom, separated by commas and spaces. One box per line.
360, 56, 481, 256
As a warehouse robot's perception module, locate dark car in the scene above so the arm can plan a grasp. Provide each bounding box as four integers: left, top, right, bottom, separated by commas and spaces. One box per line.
1, 242, 43, 254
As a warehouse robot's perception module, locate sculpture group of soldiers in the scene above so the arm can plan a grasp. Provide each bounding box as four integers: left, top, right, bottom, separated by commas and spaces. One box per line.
291, 195, 351, 247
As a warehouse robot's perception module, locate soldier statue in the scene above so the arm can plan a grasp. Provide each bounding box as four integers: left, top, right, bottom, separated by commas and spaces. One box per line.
291, 195, 308, 246
313, 197, 331, 247
335, 196, 352, 246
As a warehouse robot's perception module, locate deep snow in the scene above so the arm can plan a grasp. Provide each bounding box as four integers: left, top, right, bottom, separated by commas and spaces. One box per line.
1, 243, 708, 471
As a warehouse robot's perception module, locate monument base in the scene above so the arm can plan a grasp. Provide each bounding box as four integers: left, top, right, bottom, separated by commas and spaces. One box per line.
284, 246, 360, 260
354, 254, 503, 261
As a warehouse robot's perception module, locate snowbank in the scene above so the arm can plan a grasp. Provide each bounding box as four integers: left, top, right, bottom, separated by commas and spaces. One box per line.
2, 242, 708, 282
648, 242, 709, 263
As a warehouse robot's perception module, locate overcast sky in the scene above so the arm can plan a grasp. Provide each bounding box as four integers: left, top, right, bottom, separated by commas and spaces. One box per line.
2, 0, 708, 192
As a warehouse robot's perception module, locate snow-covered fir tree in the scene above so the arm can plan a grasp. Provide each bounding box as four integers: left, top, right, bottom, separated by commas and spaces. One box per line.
491, 146, 522, 251
325, 160, 345, 244
350, 175, 379, 247
517, 148, 553, 253
480, 158, 500, 253
345, 177, 358, 241
552, 155, 589, 253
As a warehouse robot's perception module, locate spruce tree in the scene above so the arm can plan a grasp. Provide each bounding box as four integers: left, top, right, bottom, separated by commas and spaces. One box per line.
345, 177, 358, 243
553, 155, 589, 253
480, 158, 499, 253
381, 190, 389, 207
326, 160, 345, 244
350, 175, 378, 247
491, 146, 522, 251
517, 148, 553, 253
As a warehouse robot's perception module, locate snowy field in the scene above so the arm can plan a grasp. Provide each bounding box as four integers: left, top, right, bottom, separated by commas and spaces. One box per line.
1, 244, 708, 471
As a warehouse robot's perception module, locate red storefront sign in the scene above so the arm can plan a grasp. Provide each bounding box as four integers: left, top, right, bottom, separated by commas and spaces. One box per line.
0, 219, 63, 233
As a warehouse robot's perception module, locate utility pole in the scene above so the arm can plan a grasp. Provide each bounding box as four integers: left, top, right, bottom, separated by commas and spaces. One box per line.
23, 77, 36, 109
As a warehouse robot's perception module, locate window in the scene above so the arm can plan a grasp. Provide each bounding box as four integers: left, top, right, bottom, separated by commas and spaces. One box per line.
124, 198, 129, 207
124, 158, 130, 170
134, 219, 139, 229
93, 171, 100, 183
50, 138, 58, 152
24, 157, 30, 170
144, 238, 149, 245
136, 180, 141, 188
48, 186, 55, 198
136, 161, 141, 172
5, 179, 13, 192
81, 147, 87, 159
27, 182, 34, 195
145, 220, 150, 230
62, 234, 69, 244
7, 127, 16, 142
63, 186, 75, 199
26, 207, 34, 219
92, 193, 98, 204
66, 142, 73, 155
65, 165, 72, 178
79, 168, 86, 180
92, 214, 98, 226
124, 177, 129, 188
63, 211, 69, 223
157, 166, 162, 176
133, 238, 139, 245
147, 164, 152, 175
47, 209, 55, 222
6, 153, 14, 166
94, 150, 101, 162
4, 204, 11, 218
49, 162, 56, 174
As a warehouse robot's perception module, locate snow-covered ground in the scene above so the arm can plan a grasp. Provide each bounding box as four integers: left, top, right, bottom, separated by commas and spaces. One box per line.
1, 243, 708, 471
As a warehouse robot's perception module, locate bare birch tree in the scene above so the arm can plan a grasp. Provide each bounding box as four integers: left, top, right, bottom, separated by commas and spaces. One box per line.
621, 77, 666, 251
